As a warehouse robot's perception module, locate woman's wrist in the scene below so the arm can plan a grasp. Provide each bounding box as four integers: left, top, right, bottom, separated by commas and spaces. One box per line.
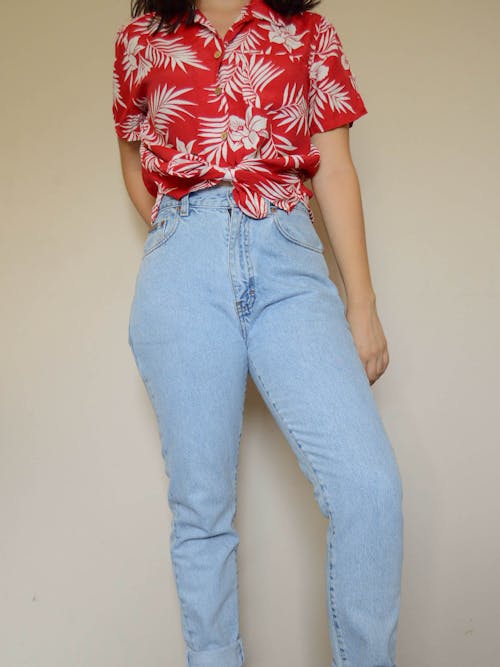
346, 288, 377, 308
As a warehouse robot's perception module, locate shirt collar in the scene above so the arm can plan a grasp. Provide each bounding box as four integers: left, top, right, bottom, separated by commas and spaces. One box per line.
193, 0, 275, 34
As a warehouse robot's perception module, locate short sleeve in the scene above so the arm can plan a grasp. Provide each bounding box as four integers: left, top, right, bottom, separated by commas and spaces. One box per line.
307, 15, 368, 135
112, 25, 148, 142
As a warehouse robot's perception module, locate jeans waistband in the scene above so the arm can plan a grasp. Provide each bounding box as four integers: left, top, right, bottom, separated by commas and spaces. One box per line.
157, 182, 275, 216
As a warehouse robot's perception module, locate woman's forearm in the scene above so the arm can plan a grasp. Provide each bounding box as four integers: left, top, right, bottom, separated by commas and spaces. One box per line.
123, 170, 156, 226
312, 165, 376, 305
117, 139, 156, 226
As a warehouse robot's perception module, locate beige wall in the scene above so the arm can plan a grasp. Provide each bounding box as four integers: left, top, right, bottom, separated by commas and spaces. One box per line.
1, 1, 499, 665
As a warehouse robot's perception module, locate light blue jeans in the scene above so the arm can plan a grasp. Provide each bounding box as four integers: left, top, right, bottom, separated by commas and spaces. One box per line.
128, 183, 404, 667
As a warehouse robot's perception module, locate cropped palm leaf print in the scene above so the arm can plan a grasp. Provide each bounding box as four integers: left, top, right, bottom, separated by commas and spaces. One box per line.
112, 0, 367, 225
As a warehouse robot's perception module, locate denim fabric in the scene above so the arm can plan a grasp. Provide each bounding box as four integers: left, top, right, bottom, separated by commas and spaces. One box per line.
128, 183, 404, 667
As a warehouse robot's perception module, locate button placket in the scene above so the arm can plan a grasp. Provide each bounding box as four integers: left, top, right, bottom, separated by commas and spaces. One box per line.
213, 42, 223, 95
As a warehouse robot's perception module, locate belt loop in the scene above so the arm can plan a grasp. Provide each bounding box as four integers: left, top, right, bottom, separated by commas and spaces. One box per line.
179, 192, 189, 217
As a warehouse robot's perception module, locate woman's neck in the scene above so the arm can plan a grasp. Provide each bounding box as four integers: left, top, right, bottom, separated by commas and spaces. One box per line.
196, 0, 249, 12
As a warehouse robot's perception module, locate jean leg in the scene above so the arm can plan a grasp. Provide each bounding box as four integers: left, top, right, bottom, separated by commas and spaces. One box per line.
128, 202, 247, 667
247, 277, 404, 667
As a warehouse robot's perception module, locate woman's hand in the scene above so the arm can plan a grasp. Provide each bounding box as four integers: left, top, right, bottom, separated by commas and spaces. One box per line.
346, 297, 389, 385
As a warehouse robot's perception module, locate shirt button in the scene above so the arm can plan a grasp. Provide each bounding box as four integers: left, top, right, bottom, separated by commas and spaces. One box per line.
214, 85, 222, 95
214, 49, 222, 58
221, 130, 228, 139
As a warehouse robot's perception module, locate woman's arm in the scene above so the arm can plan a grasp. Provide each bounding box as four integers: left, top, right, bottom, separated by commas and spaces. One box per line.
310, 126, 389, 384
117, 138, 155, 227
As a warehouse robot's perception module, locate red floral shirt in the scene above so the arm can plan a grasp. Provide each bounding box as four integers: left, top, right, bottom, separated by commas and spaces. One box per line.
112, 0, 368, 225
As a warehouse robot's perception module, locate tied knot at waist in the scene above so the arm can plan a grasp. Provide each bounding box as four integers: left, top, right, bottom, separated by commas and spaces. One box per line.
164, 153, 238, 182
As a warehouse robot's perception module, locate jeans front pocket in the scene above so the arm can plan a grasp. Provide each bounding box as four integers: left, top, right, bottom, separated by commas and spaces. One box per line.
271, 201, 324, 253
143, 206, 180, 258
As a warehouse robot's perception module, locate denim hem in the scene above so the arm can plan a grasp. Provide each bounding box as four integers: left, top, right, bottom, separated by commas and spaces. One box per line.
186, 636, 244, 666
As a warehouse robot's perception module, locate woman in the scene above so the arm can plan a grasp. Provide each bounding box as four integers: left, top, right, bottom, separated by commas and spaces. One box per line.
112, 1, 404, 666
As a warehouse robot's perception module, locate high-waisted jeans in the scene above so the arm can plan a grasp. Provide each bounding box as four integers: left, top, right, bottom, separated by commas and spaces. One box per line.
128, 183, 404, 667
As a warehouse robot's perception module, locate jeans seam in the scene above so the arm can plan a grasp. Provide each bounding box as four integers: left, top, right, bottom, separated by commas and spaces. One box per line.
247, 358, 349, 664
233, 370, 248, 649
